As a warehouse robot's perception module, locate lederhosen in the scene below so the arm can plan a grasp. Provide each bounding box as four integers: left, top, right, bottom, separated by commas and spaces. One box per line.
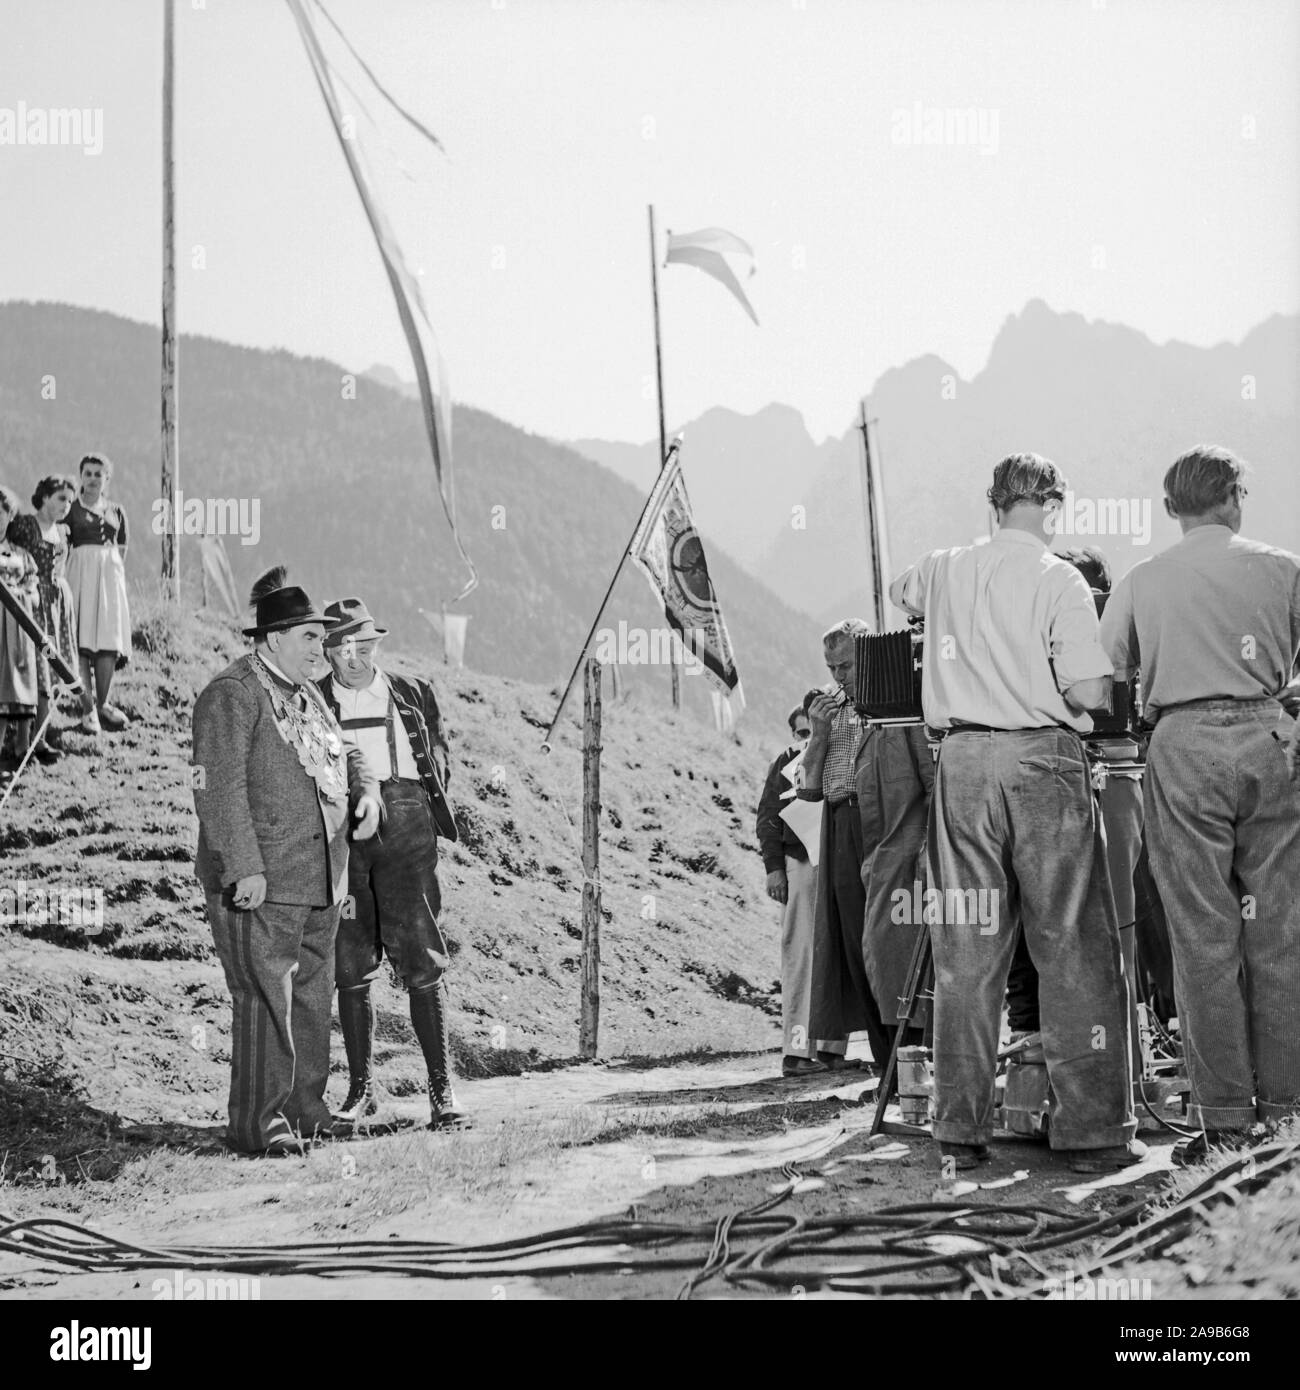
334, 686, 449, 993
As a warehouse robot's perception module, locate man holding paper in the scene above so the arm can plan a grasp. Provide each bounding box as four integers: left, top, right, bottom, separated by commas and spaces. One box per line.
756, 698, 848, 1076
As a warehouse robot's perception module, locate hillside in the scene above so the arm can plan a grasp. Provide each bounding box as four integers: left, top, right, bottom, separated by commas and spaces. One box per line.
0, 301, 823, 731
573, 302, 1300, 629
0, 595, 790, 1134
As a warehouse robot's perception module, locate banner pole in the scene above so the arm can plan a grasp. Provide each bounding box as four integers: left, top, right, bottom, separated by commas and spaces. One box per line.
649, 204, 680, 709
540, 438, 681, 752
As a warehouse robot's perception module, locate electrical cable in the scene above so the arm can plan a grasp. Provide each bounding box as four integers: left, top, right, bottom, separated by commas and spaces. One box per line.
8, 1134, 1291, 1297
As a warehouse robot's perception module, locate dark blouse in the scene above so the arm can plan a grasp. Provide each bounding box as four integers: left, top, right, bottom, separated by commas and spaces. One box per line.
6, 512, 70, 586
66, 498, 128, 549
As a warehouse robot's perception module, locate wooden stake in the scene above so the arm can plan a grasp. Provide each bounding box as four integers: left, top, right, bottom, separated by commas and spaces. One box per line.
579, 656, 602, 1058
160, 0, 179, 601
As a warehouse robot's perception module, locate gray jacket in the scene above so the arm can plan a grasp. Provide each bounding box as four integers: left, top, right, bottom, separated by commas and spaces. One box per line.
192, 655, 378, 906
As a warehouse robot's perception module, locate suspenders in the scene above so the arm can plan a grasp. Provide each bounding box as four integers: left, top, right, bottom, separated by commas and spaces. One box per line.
337, 691, 404, 780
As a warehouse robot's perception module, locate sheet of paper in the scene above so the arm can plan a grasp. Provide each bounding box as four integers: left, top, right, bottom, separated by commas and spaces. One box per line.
779, 796, 824, 865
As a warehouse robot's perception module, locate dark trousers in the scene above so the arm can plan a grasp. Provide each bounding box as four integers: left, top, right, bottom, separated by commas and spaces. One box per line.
206, 891, 339, 1151
336, 779, 448, 993
812, 799, 893, 1068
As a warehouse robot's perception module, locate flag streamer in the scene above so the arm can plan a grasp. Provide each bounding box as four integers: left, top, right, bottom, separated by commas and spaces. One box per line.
286, 0, 476, 602
665, 226, 760, 326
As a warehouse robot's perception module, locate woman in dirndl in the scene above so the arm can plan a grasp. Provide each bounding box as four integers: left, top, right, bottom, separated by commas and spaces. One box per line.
0, 485, 40, 784
65, 453, 132, 734
6, 474, 78, 762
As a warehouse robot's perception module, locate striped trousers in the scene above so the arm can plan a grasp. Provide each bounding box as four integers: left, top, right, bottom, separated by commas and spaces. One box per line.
206, 892, 339, 1152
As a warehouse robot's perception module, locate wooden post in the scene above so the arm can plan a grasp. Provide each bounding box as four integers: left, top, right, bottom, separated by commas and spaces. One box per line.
859, 400, 884, 632
160, 0, 179, 601
579, 657, 602, 1058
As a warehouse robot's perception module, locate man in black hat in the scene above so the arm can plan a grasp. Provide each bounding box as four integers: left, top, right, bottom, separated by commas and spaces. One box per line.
316, 596, 468, 1131
192, 567, 382, 1156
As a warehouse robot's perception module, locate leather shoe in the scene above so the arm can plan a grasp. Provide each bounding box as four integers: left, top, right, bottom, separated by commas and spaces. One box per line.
1064, 1139, 1149, 1174
782, 1056, 828, 1078
939, 1141, 991, 1171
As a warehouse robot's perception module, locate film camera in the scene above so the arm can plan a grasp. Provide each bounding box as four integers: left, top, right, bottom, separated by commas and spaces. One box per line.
1087, 591, 1140, 741
852, 620, 925, 722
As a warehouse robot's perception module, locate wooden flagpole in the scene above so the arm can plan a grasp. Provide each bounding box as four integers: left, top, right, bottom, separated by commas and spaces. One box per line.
858, 399, 884, 632
539, 436, 682, 752
160, 0, 179, 601
579, 657, 602, 1058
649, 204, 681, 711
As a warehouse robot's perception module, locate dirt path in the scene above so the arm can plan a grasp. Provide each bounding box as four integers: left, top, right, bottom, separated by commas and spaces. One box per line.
1, 1049, 1177, 1302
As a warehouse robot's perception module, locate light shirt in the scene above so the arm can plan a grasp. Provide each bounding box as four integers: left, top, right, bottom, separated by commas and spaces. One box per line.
332, 667, 420, 781
890, 527, 1112, 732
1101, 525, 1300, 721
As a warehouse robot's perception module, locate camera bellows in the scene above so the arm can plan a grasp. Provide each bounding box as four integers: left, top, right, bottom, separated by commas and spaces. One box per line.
853, 630, 924, 719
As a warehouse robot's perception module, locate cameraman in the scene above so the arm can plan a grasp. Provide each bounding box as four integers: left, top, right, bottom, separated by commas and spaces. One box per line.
1101, 446, 1300, 1163
890, 454, 1140, 1174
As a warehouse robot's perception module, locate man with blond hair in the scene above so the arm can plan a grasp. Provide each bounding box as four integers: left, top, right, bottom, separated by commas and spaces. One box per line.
1102, 446, 1300, 1164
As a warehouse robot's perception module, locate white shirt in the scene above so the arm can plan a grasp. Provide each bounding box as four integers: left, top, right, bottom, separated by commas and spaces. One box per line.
332, 667, 420, 781
890, 528, 1112, 732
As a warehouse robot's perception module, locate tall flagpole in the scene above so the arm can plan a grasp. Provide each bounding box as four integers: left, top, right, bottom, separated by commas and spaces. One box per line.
540, 437, 683, 752
858, 399, 884, 632
648, 204, 680, 710
160, 0, 179, 601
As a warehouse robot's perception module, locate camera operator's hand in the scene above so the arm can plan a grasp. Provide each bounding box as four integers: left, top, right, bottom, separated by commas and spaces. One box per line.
766, 869, 788, 905
806, 692, 838, 739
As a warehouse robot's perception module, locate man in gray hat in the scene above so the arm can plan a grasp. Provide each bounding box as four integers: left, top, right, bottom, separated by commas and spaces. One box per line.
193, 567, 382, 1156
317, 596, 467, 1131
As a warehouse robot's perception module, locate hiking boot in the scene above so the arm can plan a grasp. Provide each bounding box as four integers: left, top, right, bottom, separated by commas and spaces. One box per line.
782, 1055, 828, 1078
939, 1141, 991, 1171
429, 1084, 471, 1132
411, 978, 471, 1131
1064, 1139, 1149, 1174
332, 1079, 379, 1125
335, 984, 376, 1124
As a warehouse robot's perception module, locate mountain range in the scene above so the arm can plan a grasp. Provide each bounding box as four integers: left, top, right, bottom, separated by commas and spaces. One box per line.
3, 299, 1293, 735
572, 300, 1299, 628
0, 302, 822, 731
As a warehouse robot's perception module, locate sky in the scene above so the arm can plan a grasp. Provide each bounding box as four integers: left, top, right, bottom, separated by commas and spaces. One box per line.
2, 0, 1297, 446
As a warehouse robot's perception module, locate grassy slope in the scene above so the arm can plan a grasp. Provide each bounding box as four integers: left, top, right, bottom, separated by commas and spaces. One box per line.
1, 591, 784, 1141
